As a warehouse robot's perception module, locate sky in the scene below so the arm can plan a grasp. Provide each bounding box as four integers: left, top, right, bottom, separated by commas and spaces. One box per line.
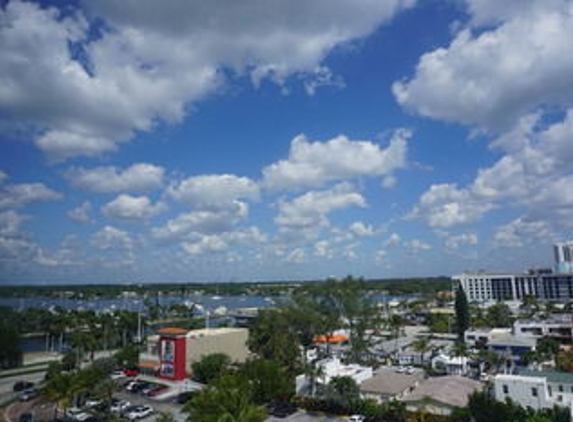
1, 0, 573, 284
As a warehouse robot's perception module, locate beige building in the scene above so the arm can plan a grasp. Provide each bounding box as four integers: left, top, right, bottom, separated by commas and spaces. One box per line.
139, 327, 249, 380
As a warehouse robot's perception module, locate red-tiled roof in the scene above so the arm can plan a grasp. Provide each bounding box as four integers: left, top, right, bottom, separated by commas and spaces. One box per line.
157, 327, 188, 335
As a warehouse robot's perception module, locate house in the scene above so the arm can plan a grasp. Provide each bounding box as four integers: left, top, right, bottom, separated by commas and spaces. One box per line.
514, 315, 573, 342
295, 357, 372, 395
138, 327, 249, 380
401, 376, 483, 415
464, 327, 536, 362
494, 370, 573, 417
360, 370, 423, 403
431, 353, 468, 375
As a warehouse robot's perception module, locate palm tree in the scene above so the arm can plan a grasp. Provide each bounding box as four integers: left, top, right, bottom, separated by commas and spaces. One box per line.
42, 372, 80, 419
184, 375, 266, 422
412, 337, 432, 366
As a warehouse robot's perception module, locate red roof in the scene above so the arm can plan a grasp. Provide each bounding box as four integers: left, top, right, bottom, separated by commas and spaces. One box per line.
157, 327, 188, 335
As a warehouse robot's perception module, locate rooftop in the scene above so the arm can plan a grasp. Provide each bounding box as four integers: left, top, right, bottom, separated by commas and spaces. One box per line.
360, 372, 422, 396
518, 369, 573, 384
402, 376, 482, 408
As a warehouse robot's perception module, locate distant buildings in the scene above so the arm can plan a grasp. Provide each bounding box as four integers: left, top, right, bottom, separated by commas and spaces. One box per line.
453, 244, 573, 302
360, 370, 422, 403
554, 242, 573, 274
138, 327, 249, 381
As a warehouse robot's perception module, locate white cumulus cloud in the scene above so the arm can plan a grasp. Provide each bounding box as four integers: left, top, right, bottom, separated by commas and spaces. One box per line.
66, 163, 165, 193
102, 194, 166, 221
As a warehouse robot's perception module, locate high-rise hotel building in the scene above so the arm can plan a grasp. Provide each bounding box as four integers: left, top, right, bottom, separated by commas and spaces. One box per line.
453, 243, 573, 302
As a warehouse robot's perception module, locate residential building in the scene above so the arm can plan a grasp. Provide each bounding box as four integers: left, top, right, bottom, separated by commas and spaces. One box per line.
431, 353, 468, 376
494, 370, 573, 417
295, 357, 372, 395
401, 376, 483, 416
360, 370, 422, 403
138, 327, 249, 381
514, 315, 573, 342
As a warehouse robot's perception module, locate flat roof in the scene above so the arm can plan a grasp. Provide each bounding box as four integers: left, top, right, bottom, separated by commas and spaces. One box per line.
518, 369, 573, 384
186, 327, 247, 337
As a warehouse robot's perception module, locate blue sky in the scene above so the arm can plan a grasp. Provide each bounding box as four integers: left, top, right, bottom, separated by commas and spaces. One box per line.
1, 0, 573, 284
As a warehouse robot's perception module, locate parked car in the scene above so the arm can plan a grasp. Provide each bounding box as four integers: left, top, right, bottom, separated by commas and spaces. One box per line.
84, 399, 102, 409
146, 385, 168, 397
110, 371, 126, 380
18, 413, 35, 422
123, 369, 139, 377
126, 381, 145, 393
65, 408, 91, 422
140, 384, 157, 395
110, 399, 131, 414
174, 391, 196, 404
125, 405, 153, 420
266, 401, 297, 418
348, 415, 366, 422
13, 381, 34, 392
18, 389, 39, 402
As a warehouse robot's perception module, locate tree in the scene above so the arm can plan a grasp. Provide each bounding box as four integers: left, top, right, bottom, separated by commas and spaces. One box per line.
248, 310, 301, 373
412, 337, 432, 366
0, 320, 22, 369
237, 359, 293, 404
156, 413, 177, 422
325, 376, 360, 411
454, 285, 470, 339
42, 372, 80, 419
184, 375, 266, 422
191, 353, 231, 384
487, 303, 512, 327
114, 344, 139, 369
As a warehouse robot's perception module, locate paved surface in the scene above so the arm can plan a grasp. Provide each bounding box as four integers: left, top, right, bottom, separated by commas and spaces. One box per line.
4, 398, 56, 422
267, 411, 347, 422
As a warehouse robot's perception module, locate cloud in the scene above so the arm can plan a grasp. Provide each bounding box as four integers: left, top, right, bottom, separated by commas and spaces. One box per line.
151, 203, 248, 243
181, 227, 266, 256
393, 0, 573, 131
66, 163, 165, 193
314, 240, 333, 259
405, 239, 432, 252
0, 0, 415, 160
263, 130, 409, 191
68, 201, 93, 223
410, 110, 573, 230
444, 232, 478, 250
168, 174, 259, 210
408, 183, 494, 228
385, 232, 402, 247
102, 194, 166, 221
275, 183, 366, 229
0, 173, 61, 210
286, 248, 306, 263
493, 217, 555, 248
91, 225, 134, 251
349, 221, 378, 237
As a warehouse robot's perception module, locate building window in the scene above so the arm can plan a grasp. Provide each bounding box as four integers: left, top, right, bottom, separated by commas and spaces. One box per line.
559, 385, 564, 392
503, 385, 509, 394
532, 387, 538, 397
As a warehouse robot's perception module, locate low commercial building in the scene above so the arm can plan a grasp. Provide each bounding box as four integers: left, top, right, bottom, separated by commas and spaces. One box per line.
360, 371, 422, 403
494, 370, 573, 417
138, 327, 249, 381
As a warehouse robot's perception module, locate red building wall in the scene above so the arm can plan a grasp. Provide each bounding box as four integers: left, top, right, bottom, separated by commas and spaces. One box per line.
159, 335, 187, 380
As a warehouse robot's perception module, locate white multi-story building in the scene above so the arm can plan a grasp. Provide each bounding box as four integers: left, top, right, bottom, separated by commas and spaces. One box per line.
555, 242, 573, 274
453, 270, 573, 302
494, 371, 573, 417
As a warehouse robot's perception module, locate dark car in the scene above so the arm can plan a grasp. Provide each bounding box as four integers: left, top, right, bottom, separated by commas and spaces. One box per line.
13, 381, 34, 392
19, 389, 40, 402
266, 401, 297, 418
19, 413, 35, 422
175, 391, 196, 404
